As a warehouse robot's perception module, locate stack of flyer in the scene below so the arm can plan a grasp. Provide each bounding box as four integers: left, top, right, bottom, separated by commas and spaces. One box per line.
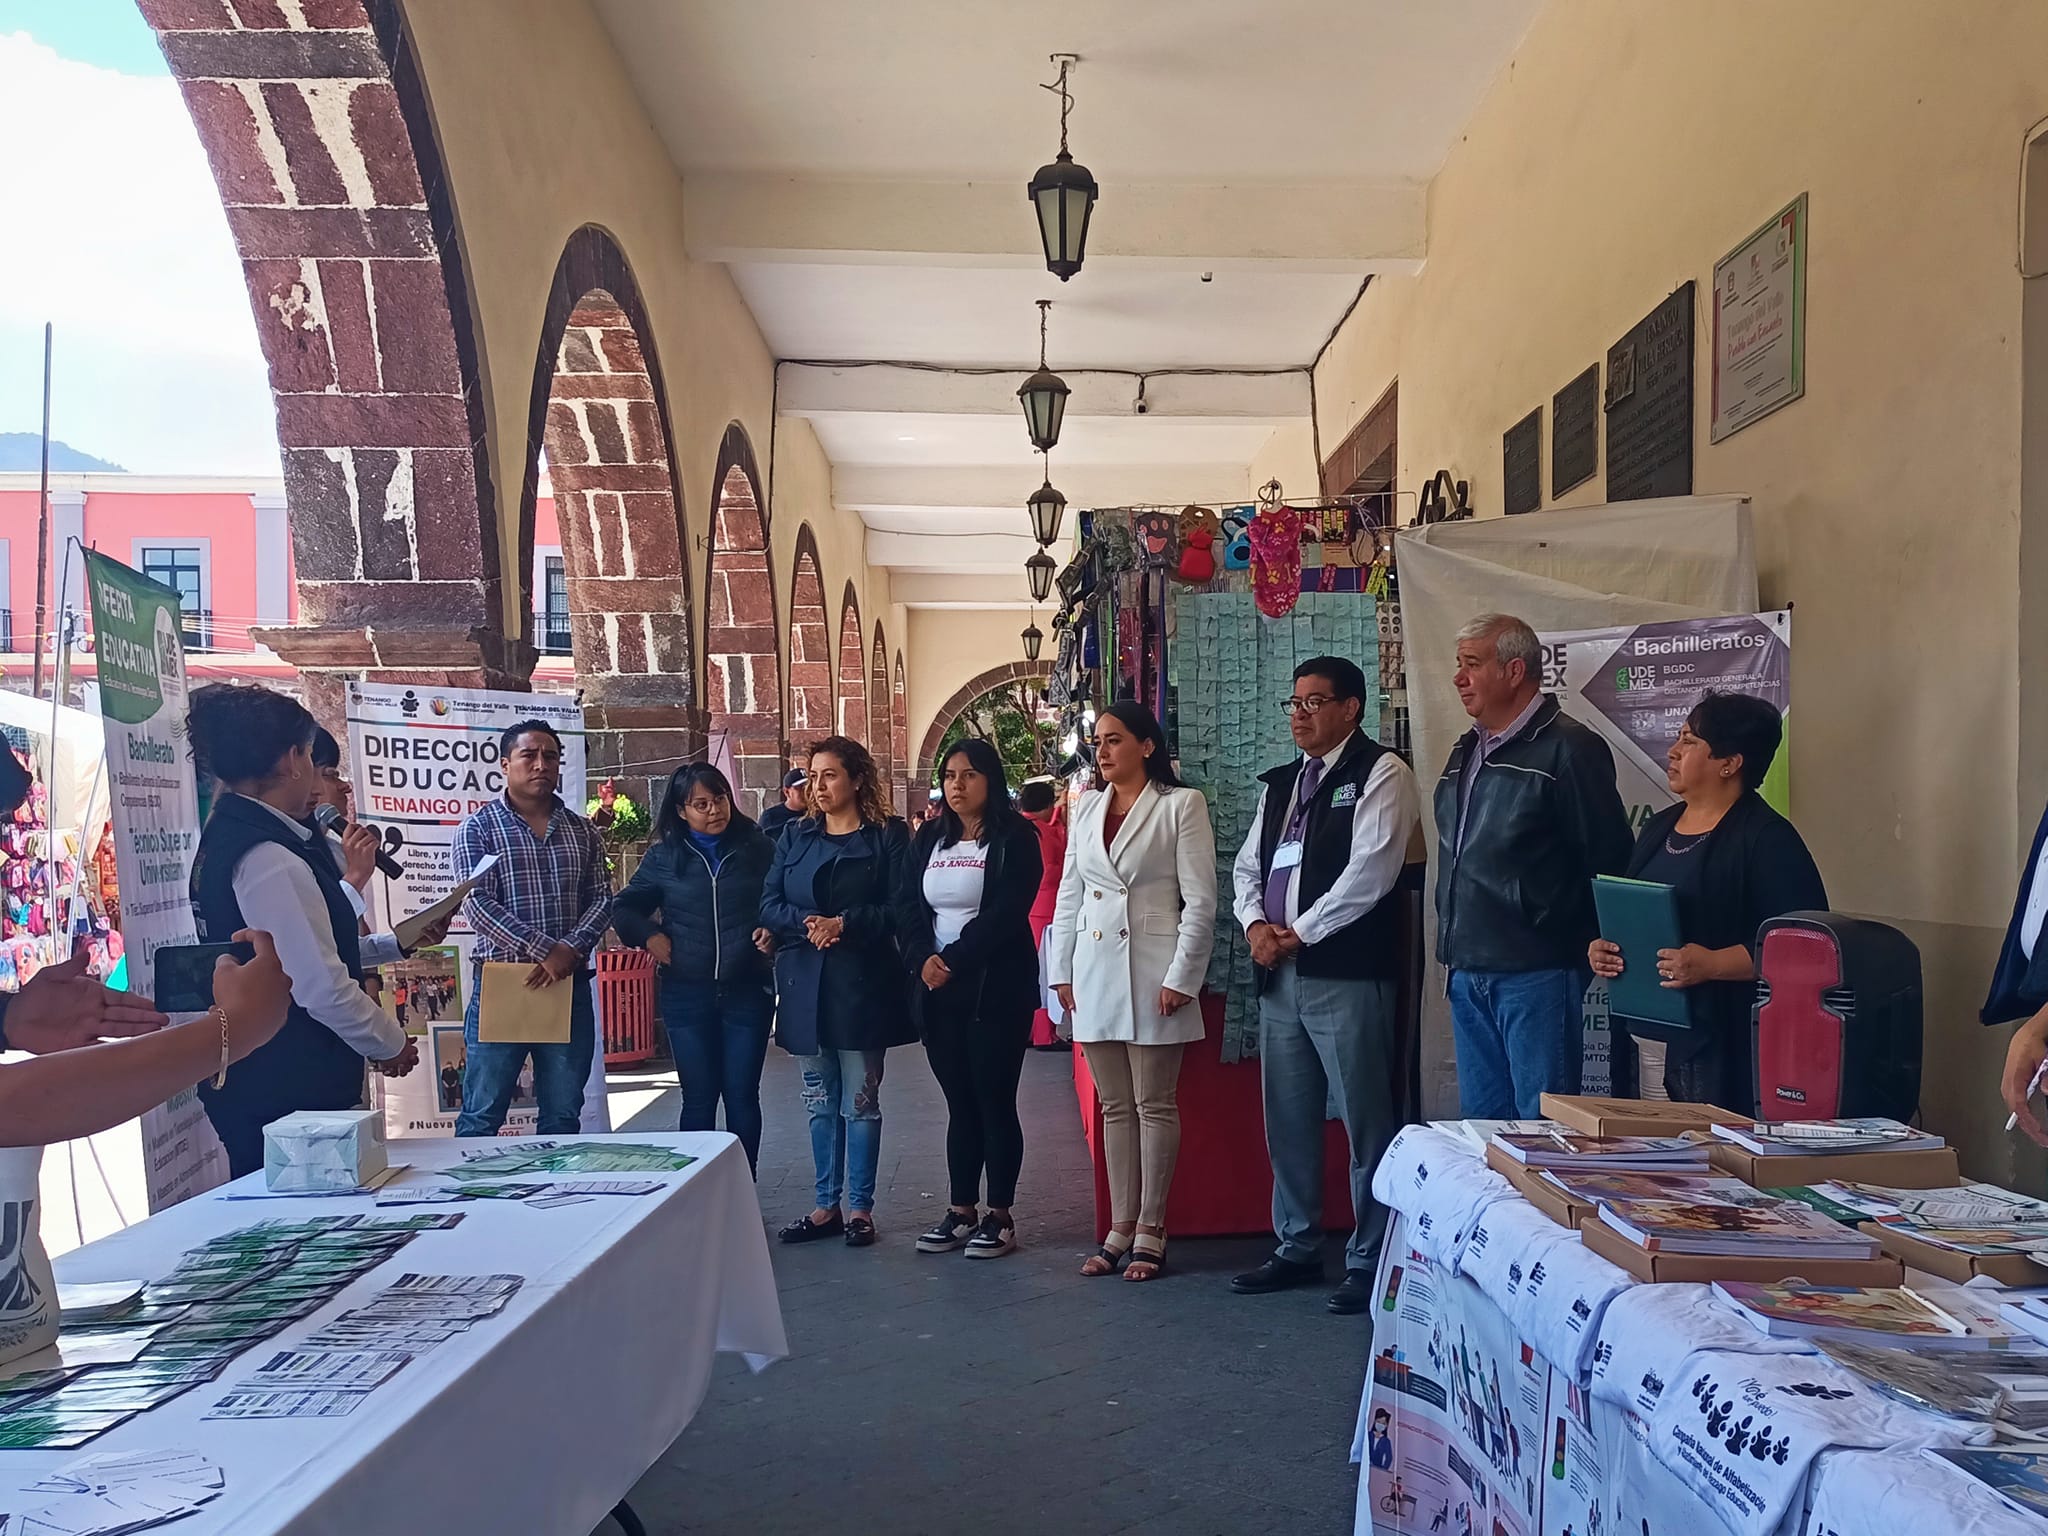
1713, 1118, 1946, 1157
1714, 1281, 2020, 1351
1772, 1179, 2048, 1285
1488, 1128, 1708, 1172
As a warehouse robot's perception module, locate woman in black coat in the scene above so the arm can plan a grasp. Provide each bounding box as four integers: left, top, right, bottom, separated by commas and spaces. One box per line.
760, 735, 912, 1248
1589, 692, 1826, 1112
895, 737, 1044, 1260
613, 763, 775, 1172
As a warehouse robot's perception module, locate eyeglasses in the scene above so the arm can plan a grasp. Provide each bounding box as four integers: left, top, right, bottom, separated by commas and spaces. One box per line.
1279, 695, 1334, 717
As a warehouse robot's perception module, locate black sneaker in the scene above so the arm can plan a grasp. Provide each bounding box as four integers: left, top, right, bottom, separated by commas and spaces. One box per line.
964, 1212, 1016, 1260
916, 1210, 978, 1253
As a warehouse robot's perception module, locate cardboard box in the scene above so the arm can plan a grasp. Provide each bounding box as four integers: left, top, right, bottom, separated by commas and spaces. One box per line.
1707, 1143, 1960, 1190
1483, 1144, 1594, 1229
1540, 1093, 1751, 1139
263, 1108, 387, 1194
1579, 1213, 1906, 1286
1860, 1222, 2045, 1287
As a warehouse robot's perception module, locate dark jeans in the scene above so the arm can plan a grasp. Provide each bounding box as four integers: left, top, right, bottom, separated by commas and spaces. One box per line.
662, 975, 773, 1174
455, 970, 595, 1136
921, 987, 1031, 1208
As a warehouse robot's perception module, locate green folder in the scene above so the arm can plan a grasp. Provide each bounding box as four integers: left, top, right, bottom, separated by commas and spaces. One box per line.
1592, 875, 1699, 1033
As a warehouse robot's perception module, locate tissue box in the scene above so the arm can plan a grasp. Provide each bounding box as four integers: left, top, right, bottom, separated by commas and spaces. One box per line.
262, 1109, 388, 1193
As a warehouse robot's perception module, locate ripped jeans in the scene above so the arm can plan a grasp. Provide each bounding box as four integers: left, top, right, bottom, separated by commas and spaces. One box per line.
799, 1049, 887, 1212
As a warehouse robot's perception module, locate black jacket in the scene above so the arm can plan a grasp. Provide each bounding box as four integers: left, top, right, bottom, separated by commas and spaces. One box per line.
760, 817, 914, 1056
895, 815, 1043, 1031
1252, 731, 1402, 987
612, 816, 774, 984
1984, 798, 2048, 1026
759, 803, 800, 843
1622, 794, 1827, 1062
1433, 694, 1632, 971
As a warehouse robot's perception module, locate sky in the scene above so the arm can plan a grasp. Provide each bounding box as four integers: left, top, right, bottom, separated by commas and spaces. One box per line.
0, 1, 281, 474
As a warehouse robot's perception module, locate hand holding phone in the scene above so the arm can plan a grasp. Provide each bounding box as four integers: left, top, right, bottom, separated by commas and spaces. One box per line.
153, 941, 258, 1014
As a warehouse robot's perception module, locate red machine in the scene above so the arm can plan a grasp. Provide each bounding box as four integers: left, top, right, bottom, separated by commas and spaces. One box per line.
1751, 912, 1923, 1121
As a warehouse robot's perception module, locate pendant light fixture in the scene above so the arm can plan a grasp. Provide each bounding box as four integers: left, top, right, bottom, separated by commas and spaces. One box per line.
1028, 54, 1098, 282
1018, 299, 1069, 452
1025, 548, 1057, 604
1026, 462, 1066, 546
1021, 617, 1045, 662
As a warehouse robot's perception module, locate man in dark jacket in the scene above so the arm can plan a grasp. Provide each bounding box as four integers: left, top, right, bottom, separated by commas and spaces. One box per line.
758, 770, 807, 842
1435, 614, 1631, 1118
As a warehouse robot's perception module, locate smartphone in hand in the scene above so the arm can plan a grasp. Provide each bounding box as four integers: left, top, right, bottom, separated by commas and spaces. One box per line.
153, 942, 257, 1013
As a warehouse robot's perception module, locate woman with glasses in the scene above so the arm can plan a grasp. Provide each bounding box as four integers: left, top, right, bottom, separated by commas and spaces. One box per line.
1049, 701, 1217, 1282
1588, 692, 1824, 1111
613, 763, 777, 1172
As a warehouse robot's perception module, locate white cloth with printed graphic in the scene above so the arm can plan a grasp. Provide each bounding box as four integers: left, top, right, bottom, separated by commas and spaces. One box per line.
1369, 1124, 1514, 1270
1496, 1224, 1629, 1380
1456, 1196, 1567, 1310
1647, 1347, 1995, 1536
1806, 1448, 2048, 1536
1590, 1281, 1816, 1417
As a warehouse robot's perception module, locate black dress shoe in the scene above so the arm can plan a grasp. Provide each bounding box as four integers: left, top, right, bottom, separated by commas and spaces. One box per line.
777, 1211, 844, 1244
1229, 1256, 1324, 1294
1328, 1270, 1375, 1315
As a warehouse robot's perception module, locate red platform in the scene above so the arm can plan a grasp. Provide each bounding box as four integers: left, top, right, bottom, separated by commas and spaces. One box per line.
1069, 992, 1356, 1241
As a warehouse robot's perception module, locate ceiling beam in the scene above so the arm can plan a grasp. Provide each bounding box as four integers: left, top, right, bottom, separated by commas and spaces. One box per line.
865, 529, 1049, 571
837, 462, 1252, 511
780, 363, 1310, 422
890, 573, 1040, 609
688, 173, 1424, 274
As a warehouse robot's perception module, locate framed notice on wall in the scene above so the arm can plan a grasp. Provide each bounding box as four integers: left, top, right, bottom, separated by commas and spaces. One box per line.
1711, 193, 1808, 441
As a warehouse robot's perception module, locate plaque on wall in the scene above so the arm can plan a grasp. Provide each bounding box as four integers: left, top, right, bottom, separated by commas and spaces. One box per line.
1503, 408, 1542, 516
1605, 282, 1694, 502
1712, 194, 1808, 441
1552, 365, 1599, 498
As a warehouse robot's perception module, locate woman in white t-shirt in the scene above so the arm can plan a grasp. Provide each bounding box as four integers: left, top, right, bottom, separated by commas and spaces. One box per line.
894, 738, 1044, 1259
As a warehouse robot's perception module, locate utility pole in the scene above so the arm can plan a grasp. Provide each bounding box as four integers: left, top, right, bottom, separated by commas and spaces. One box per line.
32, 323, 51, 700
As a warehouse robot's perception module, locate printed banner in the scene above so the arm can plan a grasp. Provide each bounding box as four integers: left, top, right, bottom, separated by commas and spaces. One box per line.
344, 682, 608, 1139
83, 550, 227, 1209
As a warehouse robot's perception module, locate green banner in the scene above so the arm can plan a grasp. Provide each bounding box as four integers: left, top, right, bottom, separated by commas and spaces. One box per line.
84, 550, 185, 728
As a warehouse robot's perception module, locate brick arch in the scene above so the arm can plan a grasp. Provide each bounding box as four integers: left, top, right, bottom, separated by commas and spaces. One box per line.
705, 425, 781, 814
139, 0, 519, 722
915, 661, 1052, 789
868, 621, 891, 781
518, 225, 696, 810
835, 584, 867, 742
786, 526, 831, 742
891, 651, 910, 816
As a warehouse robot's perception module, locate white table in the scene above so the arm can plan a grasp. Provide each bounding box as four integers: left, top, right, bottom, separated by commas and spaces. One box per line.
13, 1131, 786, 1536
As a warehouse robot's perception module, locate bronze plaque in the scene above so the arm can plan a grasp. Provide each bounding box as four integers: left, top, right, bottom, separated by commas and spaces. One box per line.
1552, 365, 1599, 498
1605, 283, 1694, 502
1503, 407, 1542, 516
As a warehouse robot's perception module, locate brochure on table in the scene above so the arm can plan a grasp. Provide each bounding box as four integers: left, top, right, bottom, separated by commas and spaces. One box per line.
345, 682, 610, 1138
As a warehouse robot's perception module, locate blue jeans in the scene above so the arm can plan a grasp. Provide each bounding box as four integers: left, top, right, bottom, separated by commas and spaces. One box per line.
455, 970, 595, 1136
799, 1049, 885, 1212
662, 976, 772, 1174
1448, 967, 1588, 1119
1260, 965, 1398, 1273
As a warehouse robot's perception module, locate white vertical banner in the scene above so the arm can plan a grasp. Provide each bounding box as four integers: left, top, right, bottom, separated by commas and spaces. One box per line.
83, 550, 227, 1210
344, 682, 611, 1138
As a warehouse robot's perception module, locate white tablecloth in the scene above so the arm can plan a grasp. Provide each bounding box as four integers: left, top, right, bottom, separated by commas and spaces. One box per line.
13, 1131, 786, 1536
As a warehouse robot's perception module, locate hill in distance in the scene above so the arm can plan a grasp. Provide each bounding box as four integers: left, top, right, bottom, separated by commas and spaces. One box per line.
0, 435, 126, 473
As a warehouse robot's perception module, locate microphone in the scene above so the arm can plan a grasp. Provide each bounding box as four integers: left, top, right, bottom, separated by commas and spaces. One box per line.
315, 803, 406, 879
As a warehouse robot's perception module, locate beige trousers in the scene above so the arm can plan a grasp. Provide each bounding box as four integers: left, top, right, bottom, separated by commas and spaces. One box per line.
1082, 1040, 1187, 1232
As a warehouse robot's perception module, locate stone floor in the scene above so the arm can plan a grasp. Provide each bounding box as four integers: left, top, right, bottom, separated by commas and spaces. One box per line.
610, 1046, 1370, 1536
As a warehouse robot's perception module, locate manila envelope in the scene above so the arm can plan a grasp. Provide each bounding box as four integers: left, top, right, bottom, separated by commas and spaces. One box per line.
476, 962, 573, 1044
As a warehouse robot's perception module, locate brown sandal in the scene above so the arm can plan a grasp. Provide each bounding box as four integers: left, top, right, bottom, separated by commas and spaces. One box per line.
1124, 1231, 1167, 1282
1081, 1228, 1134, 1277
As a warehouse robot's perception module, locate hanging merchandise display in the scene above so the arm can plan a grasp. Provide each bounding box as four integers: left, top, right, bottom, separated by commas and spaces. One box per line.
1220, 509, 1253, 570
1131, 509, 1180, 570
1173, 506, 1222, 584
1248, 503, 1307, 617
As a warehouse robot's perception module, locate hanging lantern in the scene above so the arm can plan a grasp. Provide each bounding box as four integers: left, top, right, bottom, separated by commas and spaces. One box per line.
1018, 299, 1069, 451
1028, 55, 1098, 282
1027, 473, 1067, 546
1021, 621, 1045, 662
1026, 549, 1057, 604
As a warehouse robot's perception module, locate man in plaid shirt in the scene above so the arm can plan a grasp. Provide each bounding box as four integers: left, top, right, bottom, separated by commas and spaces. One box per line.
451, 719, 613, 1135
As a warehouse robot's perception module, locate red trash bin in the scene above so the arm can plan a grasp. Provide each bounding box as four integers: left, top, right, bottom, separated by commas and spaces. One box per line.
598, 948, 656, 1066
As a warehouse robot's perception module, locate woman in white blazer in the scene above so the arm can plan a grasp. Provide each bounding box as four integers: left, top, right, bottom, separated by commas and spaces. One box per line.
1049, 700, 1217, 1282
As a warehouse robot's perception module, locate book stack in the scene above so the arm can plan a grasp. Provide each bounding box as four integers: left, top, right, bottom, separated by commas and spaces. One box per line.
1820, 1341, 2048, 1429
1708, 1117, 1959, 1189
1715, 1281, 2020, 1352
1772, 1178, 2048, 1285
1488, 1129, 1709, 1171
1595, 1194, 1880, 1261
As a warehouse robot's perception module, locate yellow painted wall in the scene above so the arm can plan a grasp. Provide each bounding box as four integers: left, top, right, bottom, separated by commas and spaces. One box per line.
1314, 0, 2048, 1181
906, 608, 1042, 773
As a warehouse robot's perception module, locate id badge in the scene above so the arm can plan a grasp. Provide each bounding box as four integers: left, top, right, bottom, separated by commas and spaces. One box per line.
1273, 840, 1304, 870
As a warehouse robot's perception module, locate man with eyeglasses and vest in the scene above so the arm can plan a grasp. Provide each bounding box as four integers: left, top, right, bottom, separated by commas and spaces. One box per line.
1228, 656, 1421, 1315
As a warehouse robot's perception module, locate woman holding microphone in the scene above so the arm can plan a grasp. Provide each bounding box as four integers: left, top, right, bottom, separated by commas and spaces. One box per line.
1049, 701, 1217, 1282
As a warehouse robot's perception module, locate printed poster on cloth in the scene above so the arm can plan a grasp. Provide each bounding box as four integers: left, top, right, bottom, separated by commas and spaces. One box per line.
344, 682, 607, 1139
83, 550, 227, 1210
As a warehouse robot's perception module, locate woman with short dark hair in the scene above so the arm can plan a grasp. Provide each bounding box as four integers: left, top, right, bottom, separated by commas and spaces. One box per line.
186, 684, 427, 1175
1589, 691, 1825, 1111
613, 762, 776, 1172
895, 737, 1043, 1258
